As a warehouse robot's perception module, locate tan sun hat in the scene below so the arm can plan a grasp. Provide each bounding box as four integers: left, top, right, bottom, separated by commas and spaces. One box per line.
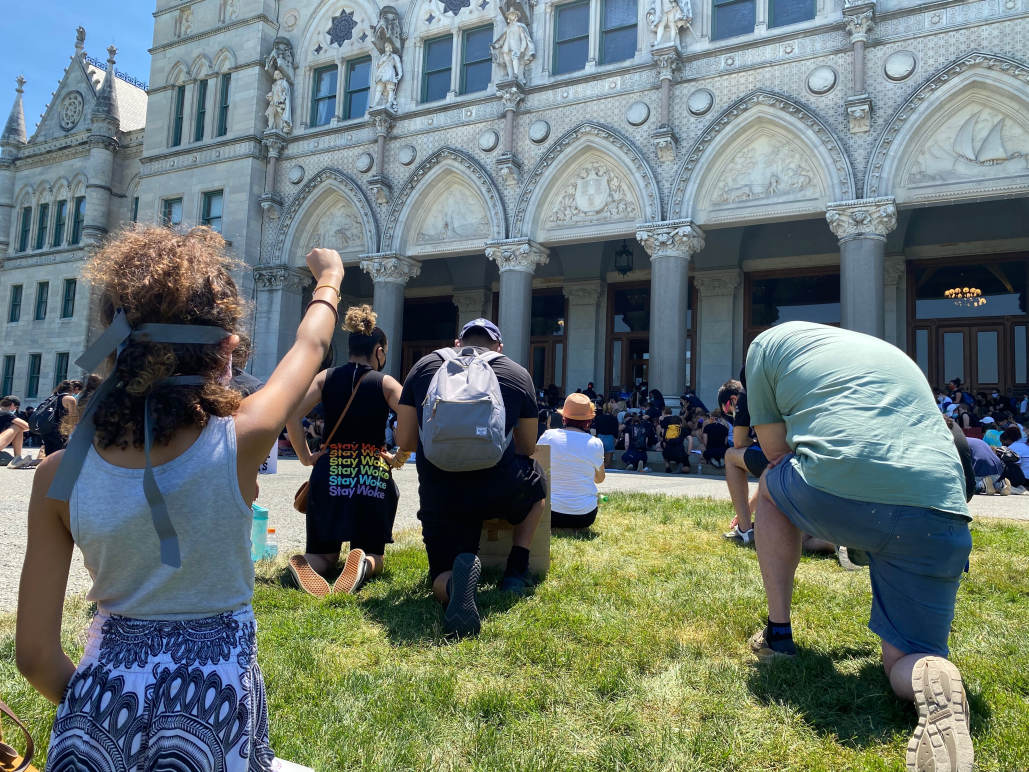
557, 392, 596, 420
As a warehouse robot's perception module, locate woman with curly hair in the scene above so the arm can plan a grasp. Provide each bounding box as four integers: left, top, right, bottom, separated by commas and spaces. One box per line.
15, 224, 345, 771
285, 305, 404, 596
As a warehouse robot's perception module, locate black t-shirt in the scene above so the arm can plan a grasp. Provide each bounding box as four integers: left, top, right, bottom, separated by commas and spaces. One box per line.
399, 347, 538, 511
731, 392, 752, 428
594, 413, 618, 436
645, 407, 661, 420
0, 412, 15, 433
703, 421, 729, 449
584, 388, 597, 400
660, 415, 682, 430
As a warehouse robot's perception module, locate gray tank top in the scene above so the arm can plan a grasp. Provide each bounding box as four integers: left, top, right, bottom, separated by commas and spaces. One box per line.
70, 415, 254, 620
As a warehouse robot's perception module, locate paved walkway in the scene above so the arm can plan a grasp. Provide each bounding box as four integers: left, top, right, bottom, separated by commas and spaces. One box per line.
1, 456, 1025, 611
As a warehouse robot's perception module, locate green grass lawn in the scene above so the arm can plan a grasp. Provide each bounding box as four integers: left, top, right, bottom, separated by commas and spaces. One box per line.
2, 494, 1028, 771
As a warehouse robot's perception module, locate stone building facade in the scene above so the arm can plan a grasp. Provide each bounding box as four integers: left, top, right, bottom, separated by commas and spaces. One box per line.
3, 0, 1029, 407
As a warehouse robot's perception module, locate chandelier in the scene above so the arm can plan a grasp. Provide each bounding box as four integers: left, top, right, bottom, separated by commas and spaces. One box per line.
944, 286, 986, 308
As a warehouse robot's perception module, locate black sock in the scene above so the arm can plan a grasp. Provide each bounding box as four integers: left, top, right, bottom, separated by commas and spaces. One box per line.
505, 546, 530, 576
445, 577, 452, 598
765, 617, 793, 643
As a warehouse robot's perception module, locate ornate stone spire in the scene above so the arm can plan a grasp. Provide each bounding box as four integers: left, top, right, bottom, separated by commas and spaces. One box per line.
91, 45, 121, 125
1, 76, 28, 147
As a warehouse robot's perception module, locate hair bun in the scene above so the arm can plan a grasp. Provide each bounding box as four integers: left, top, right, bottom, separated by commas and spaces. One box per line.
343, 304, 377, 336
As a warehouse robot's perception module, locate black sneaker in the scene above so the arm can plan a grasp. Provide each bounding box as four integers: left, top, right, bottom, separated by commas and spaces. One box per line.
501, 568, 535, 595
444, 553, 481, 637
749, 627, 796, 662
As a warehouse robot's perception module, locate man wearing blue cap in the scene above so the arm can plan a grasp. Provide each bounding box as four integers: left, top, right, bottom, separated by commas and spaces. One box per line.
395, 318, 546, 637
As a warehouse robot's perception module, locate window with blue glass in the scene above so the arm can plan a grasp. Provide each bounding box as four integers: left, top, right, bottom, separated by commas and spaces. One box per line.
712, 0, 755, 40
601, 0, 637, 65
461, 26, 494, 94
311, 66, 338, 126
344, 57, 371, 119
423, 35, 454, 103
554, 1, 590, 74
770, 0, 815, 28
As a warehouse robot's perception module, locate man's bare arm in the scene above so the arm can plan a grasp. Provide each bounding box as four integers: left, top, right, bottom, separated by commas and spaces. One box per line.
753, 423, 790, 464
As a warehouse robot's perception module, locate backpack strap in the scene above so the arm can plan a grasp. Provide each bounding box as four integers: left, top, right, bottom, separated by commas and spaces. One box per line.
474, 350, 504, 365
435, 347, 460, 362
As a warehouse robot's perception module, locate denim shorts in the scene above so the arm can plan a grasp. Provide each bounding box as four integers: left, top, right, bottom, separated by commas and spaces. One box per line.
599, 434, 615, 453
764, 456, 972, 657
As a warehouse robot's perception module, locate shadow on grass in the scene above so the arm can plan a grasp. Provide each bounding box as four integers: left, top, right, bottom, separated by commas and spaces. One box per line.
551, 528, 600, 541
746, 647, 992, 749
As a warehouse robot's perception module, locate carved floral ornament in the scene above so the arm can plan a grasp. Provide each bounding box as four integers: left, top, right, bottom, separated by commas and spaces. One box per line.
360, 253, 422, 284
825, 197, 898, 240
513, 123, 660, 237
270, 167, 378, 265
693, 270, 742, 297
383, 148, 505, 251
254, 265, 312, 292
635, 219, 705, 258
563, 281, 604, 306
451, 288, 490, 314
484, 239, 550, 273
866, 52, 1029, 198
670, 91, 854, 221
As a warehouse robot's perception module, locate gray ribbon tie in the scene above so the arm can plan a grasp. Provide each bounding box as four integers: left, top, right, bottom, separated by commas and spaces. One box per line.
48, 308, 231, 568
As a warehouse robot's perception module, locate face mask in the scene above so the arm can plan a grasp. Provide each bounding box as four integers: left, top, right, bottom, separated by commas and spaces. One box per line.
375, 348, 386, 373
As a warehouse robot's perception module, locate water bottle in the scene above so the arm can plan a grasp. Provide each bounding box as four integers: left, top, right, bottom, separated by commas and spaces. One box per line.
264, 527, 279, 559
251, 505, 269, 562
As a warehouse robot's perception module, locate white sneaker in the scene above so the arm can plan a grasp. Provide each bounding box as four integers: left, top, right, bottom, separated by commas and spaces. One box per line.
1011, 485, 1026, 495
7, 455, 28, 469
637, 461, 645, 471
626, 463, 635, 471
723, 525, 754, 545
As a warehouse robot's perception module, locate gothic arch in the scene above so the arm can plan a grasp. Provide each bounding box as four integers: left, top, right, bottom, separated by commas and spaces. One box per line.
274, 167, 379, 266
69, 172, 88, 200
212, 47, 237, 73
297, 0, 381, 70
670, 90, 855, 227
403, 0, 495, 42
383, 147, 506, 257
191, 54, 213, 80
513, 122, 660, 243
865, 52, 1029, 206
166, 61, 190, 87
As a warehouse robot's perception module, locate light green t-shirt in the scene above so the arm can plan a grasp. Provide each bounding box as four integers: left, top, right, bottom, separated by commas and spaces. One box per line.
745, 322, 969, 516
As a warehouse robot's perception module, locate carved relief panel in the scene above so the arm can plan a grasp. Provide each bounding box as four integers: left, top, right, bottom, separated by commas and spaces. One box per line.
414, 183, 491, 245
898, 98, 1029, 205
694, 127, 829, 226
297, 197, 367, 262
542, 158, 640, 233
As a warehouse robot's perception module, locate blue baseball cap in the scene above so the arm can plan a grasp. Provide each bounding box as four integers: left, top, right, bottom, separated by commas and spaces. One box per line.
460, 318, 502, 343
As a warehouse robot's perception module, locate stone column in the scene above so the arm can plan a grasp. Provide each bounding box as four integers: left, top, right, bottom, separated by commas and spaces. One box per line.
452, 287, 493, 330
485, 238, 549, 367
83, 46, 121, 243
0, 75, 27, 253
694, 269, 742, 410
883, 256, 906, 348
636, 220, 705, 398
495, 82, 524, 188
843, 2, 875, 134
563, 280, 604, 395
650, 46, 680, 163
826, 197, 898, 340
366, 108, 395, 204
359, 252, 421, 377
251, 265, 313, 379
259, 132, 286, 218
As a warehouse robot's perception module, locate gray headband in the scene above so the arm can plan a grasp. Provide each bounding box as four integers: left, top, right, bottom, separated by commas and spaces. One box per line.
48, 308, 231, 568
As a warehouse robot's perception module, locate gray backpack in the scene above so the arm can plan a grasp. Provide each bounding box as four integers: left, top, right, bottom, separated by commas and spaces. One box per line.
420, 347, 511, 472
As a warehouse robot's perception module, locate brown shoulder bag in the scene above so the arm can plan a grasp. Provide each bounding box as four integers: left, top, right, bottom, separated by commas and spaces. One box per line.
293, 370, 369, 513
0, 696, 36, 772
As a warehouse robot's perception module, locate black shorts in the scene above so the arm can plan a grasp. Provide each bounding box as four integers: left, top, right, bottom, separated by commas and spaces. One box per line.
744, 446, 769, 477
551, 507, 597, 529
418, 458, 547, 580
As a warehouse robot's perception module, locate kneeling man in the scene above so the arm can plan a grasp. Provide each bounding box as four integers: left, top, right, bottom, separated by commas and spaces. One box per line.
746, 321, 973, 772
395, 319, 546, 637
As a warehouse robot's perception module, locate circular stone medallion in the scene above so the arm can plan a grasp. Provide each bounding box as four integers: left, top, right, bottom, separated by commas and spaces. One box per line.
807, 66, 838, 95
686, 89, 714, 117
356, 152, 374, 174
398, 145, 417, 166
478, 129, 500, 153
625, 101, 650, 127
283, 9, 300, 30
58, 91, 84, 131
528, 119, 551, 144
288, 164, 304, 185
883, 51, 917, 82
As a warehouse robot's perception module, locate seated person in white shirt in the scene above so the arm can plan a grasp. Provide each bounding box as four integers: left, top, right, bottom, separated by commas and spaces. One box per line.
537, 393, 606, 531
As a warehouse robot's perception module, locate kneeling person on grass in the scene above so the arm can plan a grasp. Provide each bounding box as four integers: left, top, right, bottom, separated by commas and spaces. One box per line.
394, 319, 546, 637
746, 321, 974, 772
537, 393, 605, 532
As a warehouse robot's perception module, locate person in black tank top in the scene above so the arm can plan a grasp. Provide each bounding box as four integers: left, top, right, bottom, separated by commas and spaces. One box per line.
285, 305, 405, 596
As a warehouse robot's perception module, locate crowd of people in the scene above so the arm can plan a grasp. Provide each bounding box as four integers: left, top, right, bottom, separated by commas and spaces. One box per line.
6, 226, 984, 772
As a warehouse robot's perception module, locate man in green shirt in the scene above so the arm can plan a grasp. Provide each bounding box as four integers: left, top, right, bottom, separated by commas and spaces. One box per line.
746, 322, 973, 772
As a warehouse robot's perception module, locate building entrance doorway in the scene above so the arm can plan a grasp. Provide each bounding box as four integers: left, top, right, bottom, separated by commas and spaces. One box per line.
529, 289, 567, 395
400, 297, 458, 381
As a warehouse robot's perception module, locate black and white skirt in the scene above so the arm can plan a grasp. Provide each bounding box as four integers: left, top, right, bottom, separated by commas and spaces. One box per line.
47, 606, 273, 772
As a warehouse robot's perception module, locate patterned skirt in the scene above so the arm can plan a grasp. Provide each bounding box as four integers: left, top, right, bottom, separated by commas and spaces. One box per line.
47, 606, 273, 772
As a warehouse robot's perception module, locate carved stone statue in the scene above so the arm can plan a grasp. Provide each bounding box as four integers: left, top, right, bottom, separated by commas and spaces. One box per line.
646, 0, 691, 48
265, 37, 297, 82
491, 10, 536, 83
265, 69, 292, 134
373, 42, 403, 111
374, 6, 403, 53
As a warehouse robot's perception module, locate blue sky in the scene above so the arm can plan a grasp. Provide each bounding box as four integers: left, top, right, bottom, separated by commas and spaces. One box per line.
1, 3, 154, 137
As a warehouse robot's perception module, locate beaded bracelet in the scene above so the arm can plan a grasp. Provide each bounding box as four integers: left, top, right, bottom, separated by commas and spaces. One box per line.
306, 298, 339, 326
